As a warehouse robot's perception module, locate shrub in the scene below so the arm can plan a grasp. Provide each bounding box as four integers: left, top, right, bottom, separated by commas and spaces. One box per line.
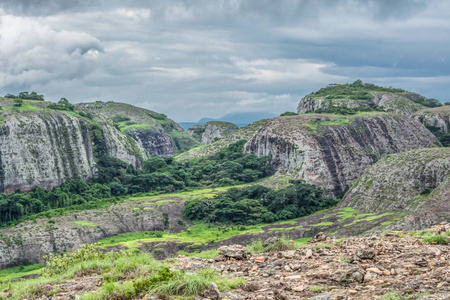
424, 235, 448, 245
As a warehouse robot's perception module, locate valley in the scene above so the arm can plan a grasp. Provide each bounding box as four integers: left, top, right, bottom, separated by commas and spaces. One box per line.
0, 81, 449, 299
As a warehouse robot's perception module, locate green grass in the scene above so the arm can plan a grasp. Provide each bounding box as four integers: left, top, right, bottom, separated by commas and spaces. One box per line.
70, 221, 99, 227
309, 285, 325, 293
98, 222, 265, 249
423, 234, 448, 245
313, 221, 334, 226
0, 263, 43, 282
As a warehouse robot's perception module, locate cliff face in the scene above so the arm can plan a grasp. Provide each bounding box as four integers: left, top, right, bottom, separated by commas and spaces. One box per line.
340, 148, 450, 230
0, 105, 148, 193
187, 121, 238, 145
297, 93, 426, 116
244, 113, 439, 197
0, 198, 185, 268
415, 106, 450, 133
176, 119, 269, 161
78, 102, 199, 155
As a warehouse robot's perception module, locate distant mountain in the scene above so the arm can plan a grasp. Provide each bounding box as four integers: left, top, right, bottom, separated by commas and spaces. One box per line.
179, 112, 277, 130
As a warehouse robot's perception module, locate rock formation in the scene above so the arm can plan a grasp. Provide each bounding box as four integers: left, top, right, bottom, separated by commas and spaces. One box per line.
0, 105, 148, 193
340, 148, 450, 229
187, 121, 239, 145
415, 106, 450, 133
244, 113, 439, 197
78, 101, 199, 156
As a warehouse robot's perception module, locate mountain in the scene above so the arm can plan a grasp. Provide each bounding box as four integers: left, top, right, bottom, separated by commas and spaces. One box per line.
244, 113, 439, 197
178, 112, 277, 129
297, 80, 441, 116
0, 98, 148, 193
78, 101, 199, 155
186, 121, 239, 144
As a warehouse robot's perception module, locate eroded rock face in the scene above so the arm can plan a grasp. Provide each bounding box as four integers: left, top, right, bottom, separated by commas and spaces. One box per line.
125, 127, 176, 157
0, 199, 185, 269
0, 110, 148, 193
244, 114, 439, 197
340, 148, 450, 229
187, 121, 238, 145
415, 106, 450, 133
297, 92, 426, 116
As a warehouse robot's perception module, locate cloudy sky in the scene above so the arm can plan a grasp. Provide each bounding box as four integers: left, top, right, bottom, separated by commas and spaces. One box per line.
0, 0, 449, 121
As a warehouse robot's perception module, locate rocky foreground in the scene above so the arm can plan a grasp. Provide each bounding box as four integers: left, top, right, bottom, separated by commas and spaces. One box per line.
6, 224, 450, 300
179, 225, 450, 300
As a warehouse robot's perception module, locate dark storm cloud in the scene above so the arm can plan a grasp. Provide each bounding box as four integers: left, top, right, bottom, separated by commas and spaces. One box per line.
0, 0, 449, 120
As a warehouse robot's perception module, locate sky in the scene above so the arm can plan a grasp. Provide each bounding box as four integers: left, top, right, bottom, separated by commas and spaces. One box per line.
0, 0, 449, 121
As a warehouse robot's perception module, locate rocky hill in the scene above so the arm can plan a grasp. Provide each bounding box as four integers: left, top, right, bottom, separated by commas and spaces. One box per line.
78, 101, 199, 156
297, 81, 441, 116
244, 113, 439, 197
340, 148, 450, 230
415, 106, 450, 146
187, 121, 238, 144
0, 98, 148, 193
176, 119, 269, 161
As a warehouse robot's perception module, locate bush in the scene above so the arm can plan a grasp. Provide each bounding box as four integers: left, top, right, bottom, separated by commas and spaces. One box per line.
424, 235, 448, 245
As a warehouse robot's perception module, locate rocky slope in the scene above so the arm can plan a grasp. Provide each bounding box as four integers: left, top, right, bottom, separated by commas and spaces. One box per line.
187, 121, 239, 144
0, 193, 185, 269
296, 82, 437, 116
176, 119, 269, 161
78, 101, 199, 156
415, 106, 450, 133
0, 99, 148, 193
340, 148, 450, 230
244, 113, 439, 197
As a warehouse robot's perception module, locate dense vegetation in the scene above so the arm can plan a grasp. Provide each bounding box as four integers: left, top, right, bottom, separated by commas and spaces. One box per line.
310, 80, 442, 108
4, 91, 45, 101
425, 125, 450, 147
0, 141, 272, 227
183, 181, 338, 225
313, 105, 383, 115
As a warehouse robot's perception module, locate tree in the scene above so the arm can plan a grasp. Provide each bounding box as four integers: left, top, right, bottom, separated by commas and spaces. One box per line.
13, 99, 23, 107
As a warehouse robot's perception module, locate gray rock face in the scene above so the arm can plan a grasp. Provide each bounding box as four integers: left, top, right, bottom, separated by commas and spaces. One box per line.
340, 148, 450, 229
415, 106, 450, 133
0, 110, 148, 193
244, 113, 439, 197
125, 127, 176, 157
297, 92, 426, 116
187, 121, 238, 145
201, 121, 238, 144
0, 199, 184, 269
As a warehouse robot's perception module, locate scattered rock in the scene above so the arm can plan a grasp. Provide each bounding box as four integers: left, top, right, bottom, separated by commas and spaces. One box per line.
313, 232, 327, 242
263, 236, 280, 247
209, 282, 221, 300
217, 245, 250, 260
356, 248, 375, 259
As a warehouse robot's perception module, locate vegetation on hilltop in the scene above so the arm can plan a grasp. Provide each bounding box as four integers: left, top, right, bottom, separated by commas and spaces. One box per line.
309, 80, 442, 108
4, 91, 45, 101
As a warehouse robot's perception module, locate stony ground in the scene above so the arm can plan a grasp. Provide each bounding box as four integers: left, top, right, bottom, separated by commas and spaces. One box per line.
176, 224, 450, 300
7, 224, 450, 300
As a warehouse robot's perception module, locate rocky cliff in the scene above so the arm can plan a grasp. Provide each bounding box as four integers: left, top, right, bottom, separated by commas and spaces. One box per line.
296, 81, 438, 116
187, 121, 238, 144
176, 119, 269, 161
0, 99, 148, 193
78, 102, 199, 155
340, 148, 450, 229
0, 196, 185, 268
415, 106, 450, 133
244, 113, 439, 197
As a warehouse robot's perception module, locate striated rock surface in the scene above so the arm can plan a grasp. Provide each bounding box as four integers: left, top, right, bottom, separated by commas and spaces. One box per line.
0, 106, 148, 193
244, 113, 439, 197
340, 148, 450, 229
78, 101, 199, 155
